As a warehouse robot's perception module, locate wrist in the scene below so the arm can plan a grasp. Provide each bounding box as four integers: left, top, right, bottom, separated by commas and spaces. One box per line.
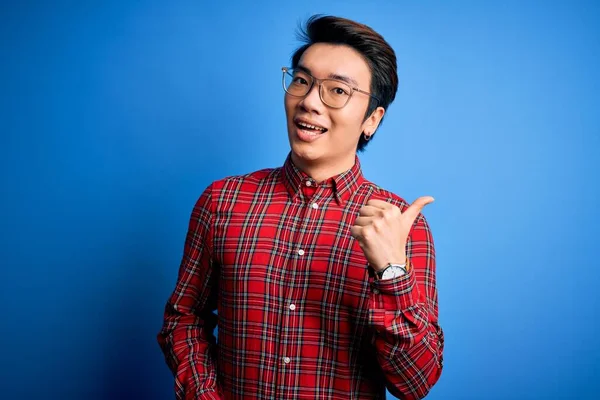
374, 259, 410, 280
370, 254, 406, 272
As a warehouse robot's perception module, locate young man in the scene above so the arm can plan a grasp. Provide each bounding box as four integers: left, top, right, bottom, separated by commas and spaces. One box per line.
158, 15, 444, 400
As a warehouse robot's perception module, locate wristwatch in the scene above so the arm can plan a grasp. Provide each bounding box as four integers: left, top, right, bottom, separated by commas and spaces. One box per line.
376, 263, 408, 280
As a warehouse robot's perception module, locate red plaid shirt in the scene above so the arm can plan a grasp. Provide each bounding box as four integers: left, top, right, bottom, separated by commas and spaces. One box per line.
158, 154, 444, 399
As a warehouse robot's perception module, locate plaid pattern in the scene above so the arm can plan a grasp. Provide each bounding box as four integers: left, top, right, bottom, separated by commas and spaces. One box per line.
158, 154, 444, 400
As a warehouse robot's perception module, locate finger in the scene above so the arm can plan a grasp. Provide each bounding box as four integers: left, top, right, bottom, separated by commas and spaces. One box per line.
403, 196, 435, 225
366, 199, 394, 209
350, 225, 362, 240
358, 205, 382, 217
353, 216, 373, 227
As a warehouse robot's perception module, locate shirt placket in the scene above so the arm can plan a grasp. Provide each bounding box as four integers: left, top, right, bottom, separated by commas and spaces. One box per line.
275, 177, 323, 398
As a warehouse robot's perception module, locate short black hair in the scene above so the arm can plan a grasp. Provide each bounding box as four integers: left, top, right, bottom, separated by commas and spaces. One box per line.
291, 15, 398, 152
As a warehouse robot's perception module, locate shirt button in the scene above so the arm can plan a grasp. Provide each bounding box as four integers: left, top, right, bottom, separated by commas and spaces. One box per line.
283, 357, 291, 364
305, 180, 312, 187
289, 304, 296, 311
311, 202, 319, 210
297, 249, 305, 256
373, 288, 380, 295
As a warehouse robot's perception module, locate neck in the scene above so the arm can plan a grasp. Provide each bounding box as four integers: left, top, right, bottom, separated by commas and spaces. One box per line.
290, 152, 356, 183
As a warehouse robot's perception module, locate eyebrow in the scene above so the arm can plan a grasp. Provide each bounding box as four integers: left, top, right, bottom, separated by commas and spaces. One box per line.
296, 64, 359, 87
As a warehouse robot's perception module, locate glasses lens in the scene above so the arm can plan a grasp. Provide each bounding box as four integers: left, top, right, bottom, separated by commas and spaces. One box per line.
284, 69, 311, 96
320, 80, 352, 108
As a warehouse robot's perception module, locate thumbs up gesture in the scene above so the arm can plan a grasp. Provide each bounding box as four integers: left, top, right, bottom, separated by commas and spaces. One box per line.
350, 197, 434, 272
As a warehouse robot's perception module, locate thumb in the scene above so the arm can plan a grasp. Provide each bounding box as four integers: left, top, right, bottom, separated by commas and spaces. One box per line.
403, 196, 435, 224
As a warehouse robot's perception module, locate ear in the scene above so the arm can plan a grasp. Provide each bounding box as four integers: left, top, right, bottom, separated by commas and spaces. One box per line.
361, 106, 385, 135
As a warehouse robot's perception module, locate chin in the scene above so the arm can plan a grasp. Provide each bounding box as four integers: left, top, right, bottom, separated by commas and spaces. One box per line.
288, 137, 325, 164
290, 143, 320, 161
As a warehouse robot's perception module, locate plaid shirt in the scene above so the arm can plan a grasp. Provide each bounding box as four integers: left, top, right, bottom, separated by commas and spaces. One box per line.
158, 154, 444, 400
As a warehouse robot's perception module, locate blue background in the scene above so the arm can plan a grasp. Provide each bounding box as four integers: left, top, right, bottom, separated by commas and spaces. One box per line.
2, 1, 599, 399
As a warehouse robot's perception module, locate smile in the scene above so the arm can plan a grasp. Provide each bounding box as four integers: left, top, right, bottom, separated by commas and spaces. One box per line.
294, 118, 328, 133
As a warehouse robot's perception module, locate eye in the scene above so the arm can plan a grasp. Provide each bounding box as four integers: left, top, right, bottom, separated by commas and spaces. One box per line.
331, 86, 350, 96
292, 76, 309, 85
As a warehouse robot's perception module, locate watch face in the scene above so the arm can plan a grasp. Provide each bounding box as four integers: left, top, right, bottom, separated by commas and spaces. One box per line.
381, 266, 405, 280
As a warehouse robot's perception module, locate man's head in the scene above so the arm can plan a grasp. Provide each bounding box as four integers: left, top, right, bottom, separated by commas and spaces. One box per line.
284, 15, 398, 174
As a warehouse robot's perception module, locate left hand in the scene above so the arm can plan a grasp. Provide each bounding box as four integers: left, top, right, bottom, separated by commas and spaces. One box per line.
350, 197, 434, 271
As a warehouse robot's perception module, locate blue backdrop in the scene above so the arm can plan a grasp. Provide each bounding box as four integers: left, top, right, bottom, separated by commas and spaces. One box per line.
2, 1, 599, 399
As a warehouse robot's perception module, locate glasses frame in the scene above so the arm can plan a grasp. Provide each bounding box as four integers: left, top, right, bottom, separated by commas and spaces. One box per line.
282, 67, 379, 109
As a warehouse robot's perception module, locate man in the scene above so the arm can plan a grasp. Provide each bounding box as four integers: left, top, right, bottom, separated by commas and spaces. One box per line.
158, 15, 444, 400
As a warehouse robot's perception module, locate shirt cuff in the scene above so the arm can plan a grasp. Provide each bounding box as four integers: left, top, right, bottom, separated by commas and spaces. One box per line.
372, 261, 422, 311
193, 388, 221, 400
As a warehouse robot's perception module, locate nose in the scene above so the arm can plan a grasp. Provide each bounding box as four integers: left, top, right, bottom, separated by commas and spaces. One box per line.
298, 81, 325, 114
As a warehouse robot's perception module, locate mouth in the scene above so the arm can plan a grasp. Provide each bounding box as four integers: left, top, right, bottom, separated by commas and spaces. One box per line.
294, 118, 328, 134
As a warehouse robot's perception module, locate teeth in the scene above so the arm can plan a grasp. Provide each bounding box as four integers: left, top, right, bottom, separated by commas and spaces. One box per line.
298, 121, 325, 131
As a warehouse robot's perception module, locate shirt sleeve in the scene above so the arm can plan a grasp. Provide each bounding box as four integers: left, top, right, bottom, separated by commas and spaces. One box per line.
157, 184, 222, 400
368, 212, 444, 400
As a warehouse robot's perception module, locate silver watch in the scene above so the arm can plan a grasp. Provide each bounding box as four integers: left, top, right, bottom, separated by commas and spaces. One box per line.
376, 263, 407, 280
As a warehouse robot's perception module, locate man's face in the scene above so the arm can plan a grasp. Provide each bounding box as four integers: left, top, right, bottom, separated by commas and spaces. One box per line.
284, 43, 384, 172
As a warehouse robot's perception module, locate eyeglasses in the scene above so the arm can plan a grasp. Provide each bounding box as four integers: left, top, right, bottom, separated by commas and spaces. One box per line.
282, 67, 379, 109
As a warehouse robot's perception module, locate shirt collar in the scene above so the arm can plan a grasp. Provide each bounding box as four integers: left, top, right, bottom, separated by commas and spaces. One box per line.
281, 152, 364, 206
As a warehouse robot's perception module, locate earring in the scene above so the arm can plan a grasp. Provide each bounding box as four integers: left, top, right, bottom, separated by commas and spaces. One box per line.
363, 132, 371, 141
